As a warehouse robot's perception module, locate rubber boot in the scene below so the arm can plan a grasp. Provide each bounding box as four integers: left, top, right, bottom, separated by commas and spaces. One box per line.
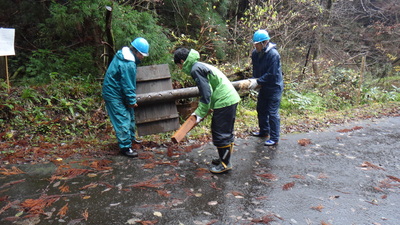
210, 143, 233, 174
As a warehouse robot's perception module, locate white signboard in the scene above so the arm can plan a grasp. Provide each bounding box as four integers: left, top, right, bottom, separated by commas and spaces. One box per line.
0, 28, 15, 56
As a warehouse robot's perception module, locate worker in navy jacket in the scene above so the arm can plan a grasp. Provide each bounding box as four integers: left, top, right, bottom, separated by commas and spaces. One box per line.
249, 30, 283, 146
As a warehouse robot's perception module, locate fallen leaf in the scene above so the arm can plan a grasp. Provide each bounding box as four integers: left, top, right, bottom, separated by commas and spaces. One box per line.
21, 196, 60, 215
0, 179, 25, 189
59, 184, 70, 193
255, 196, 269, 200
57, 203, 68, 218
311, 204, 324, 212
210, 182, 222, 190
290, 175, 305, 179
321, 221, 332, 225
153, 211, 162, 217
80, 182, 98, 190
82, 208, 89, 221
297, 138, 312, 146
360, 161, 385, 171
101, 188, 112, 193
156, 189, 171, 197
251, 214, 275, 223
256, 173, 277, 180
387, 175, 400, 182
318, 173, 328, 179
126, 218, 140, 224
282, 182, 295, 190
208, 201, 218, 206
337, 126, 363, 133
137, 220, 158, 225
231, 191, 244, 196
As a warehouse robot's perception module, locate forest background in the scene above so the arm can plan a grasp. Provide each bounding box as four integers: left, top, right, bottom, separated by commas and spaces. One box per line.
0, 0, 399, 157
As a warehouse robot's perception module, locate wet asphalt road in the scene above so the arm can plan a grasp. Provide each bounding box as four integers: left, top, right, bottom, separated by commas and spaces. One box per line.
1, 116, 399, 225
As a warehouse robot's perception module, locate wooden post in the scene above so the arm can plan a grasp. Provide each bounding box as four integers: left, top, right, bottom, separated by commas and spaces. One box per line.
171, 115, 197, 143
0, 55, 10, 93
358, 55, 366, 105
5, 56, 10, 93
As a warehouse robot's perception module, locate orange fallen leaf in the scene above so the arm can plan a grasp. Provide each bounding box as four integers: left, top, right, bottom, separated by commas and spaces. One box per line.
59, 184, 70, 193
80, 182, 98, 190
297, 138, 312, 146
57, 203, 68, 218
0, 166, 25, 175
156, 189, 171, 197
311, 204, 324, 212
256, 173, 277, 180
231, 191, 244, 196
21, 196, 60, 215
282, 182, 295, 190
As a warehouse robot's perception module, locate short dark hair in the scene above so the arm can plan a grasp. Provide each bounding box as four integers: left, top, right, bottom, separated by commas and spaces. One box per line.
173, 47, 190, 64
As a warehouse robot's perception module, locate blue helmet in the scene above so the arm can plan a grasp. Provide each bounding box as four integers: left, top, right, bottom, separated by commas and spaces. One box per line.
253, 30, 270, 43
131, 37, 149, 56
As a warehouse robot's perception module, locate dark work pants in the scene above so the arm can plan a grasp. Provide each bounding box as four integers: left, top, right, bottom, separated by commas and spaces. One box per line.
211, 103, 238, 147
257, 90, 281, 142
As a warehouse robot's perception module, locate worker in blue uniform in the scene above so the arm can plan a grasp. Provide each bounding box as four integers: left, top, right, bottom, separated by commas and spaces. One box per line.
249, 30, 283, 146
102, 37, 149, 157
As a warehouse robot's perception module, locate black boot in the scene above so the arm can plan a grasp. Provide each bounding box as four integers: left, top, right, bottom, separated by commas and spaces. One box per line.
210, 143, 233, 174
120, 148, 138, 158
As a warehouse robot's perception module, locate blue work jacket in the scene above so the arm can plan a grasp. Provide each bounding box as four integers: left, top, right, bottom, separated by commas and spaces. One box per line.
251, 42, 284, 97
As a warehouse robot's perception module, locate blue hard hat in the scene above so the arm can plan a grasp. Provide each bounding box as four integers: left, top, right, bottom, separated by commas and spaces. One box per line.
253, 30, 270, 43
131, 37, 149, 56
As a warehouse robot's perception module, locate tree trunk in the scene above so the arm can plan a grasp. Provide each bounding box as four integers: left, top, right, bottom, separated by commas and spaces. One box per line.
105, 6, 115, 67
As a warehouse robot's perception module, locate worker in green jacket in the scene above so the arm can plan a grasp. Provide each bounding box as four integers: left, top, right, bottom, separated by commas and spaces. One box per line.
102, 37, 149, 157
173, 48, 241, 173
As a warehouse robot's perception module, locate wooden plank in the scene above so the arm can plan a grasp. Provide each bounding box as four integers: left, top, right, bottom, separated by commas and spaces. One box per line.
171, 115, 197, 143
135, 64, 180, 136
136, 64, 171, 82
137, 118, 180, 136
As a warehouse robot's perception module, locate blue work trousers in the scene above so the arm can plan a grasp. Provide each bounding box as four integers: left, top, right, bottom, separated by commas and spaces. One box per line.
104, 99, 136, 149
256, 91, 281, 142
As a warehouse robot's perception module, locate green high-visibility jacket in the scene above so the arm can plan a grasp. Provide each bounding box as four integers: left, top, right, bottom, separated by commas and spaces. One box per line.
182, 49, 240, 118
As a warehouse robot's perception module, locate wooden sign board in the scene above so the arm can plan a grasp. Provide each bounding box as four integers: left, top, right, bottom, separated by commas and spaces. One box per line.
0, 28, 15, 93
135, 64, 180, 136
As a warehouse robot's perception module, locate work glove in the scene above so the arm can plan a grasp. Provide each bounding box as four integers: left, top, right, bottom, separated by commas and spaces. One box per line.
191, 113, 202, 123
248, 79, 259, 90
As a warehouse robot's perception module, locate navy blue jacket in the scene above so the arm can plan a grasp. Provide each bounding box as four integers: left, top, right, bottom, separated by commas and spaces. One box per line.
251, 42, 283, 97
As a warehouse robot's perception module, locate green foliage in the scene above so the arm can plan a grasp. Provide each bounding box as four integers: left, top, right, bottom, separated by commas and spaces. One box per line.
7, 0, 172, 83
281, 89, 326, 115
21, 47, 99, 85
110, 4, 172, 65
0, 77, 103, 142
363, 86, 400, 103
